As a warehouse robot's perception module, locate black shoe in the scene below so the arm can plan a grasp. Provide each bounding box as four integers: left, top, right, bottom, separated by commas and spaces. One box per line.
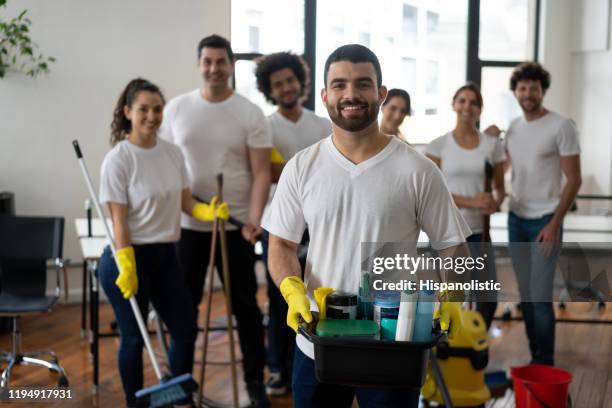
247, 381, 271, 407
266, 371, 289, 396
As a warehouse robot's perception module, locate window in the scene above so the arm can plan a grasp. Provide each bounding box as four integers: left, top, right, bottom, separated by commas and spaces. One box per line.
231, 0, 305, 113
479, 67, 522, 131
479, 0, 536, 61
402, 4, 418, 47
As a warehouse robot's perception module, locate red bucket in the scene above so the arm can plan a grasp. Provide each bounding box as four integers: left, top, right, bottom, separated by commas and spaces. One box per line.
511, 365, 572, 408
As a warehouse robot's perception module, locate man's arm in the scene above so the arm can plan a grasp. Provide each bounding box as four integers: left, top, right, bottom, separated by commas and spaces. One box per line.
537, 154, 581, 242
268, 234, 301, 287
245, 146, 272, 243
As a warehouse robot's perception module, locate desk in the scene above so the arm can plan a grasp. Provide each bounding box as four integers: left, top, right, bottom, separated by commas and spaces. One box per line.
77, 232, 107, 395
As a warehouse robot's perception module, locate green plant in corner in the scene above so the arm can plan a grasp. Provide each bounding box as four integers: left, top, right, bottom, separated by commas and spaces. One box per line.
0, 0, 55, 78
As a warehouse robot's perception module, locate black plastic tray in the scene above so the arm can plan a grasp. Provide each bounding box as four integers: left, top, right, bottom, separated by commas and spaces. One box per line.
298, 320, 443, 389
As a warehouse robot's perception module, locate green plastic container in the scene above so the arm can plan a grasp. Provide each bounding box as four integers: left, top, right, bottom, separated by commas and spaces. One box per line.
316, 319, 378, 338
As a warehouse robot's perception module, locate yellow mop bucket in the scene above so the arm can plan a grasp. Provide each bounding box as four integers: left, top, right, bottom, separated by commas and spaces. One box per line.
422, 309, 490, 407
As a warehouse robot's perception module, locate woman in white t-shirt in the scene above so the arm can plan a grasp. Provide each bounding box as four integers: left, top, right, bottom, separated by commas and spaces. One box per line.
98, 78, 228, 407
425, 83, 506, 329
380, 88, 411, 143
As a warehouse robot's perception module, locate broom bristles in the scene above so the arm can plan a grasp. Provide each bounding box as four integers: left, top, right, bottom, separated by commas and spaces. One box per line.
135, 373, 197, 408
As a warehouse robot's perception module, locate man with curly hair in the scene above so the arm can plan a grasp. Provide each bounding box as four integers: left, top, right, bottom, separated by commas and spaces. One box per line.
488, 62, 581, 366
255, 51, 331, 396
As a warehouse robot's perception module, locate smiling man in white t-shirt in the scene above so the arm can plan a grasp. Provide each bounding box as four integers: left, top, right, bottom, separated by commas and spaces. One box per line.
160, 34, 271, 407
254, 52, 331, 397
263, 44, 470, 408
487, 62, 582, 366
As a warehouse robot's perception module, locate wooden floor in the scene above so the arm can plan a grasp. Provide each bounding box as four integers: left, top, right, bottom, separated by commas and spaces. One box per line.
0, 290, 610, 407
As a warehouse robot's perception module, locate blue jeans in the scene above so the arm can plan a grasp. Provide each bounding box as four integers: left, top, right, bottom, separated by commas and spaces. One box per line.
99, 244, 198, 407
292, 348, 420, 408
466, 233, 498, 329
508, 212, 562, 365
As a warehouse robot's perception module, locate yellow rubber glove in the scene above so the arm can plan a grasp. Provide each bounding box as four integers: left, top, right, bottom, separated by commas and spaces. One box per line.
314, 287, 335, 320
270, 147, 286, 165
279, 276, 312, 332
192, 196, 229, 221
115, 246, 138, 299
433, 290, 465, 339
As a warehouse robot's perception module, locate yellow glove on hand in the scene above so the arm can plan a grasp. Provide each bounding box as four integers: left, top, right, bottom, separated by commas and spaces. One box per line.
192, 196, 229, 221
314, 287, 335, 320
433, 290, 465, 339
115, 246, 138, 299
270, 147, 286, 165
280, 276, 312, 332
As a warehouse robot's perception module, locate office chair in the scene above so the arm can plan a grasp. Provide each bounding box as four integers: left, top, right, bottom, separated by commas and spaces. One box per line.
0, 215, 69, 387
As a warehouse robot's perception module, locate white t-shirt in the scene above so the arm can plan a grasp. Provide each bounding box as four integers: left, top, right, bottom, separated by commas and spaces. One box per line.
425, 131, 506, 233
268, 109, 331, 160
262, 136, 471, 358
160, 90, 272, 231
505, 111, 580, 218
99, 139, 189, 244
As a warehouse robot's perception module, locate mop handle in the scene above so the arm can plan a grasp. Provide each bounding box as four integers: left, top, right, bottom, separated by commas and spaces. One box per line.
72, 140, 163, 380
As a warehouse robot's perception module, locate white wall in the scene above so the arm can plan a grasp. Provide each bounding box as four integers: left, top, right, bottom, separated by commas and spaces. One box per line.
539, 0, 612, 208
569, 0, 612, 199
0, 0, 230, 299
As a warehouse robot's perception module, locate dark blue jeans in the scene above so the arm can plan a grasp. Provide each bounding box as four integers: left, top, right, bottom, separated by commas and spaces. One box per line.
99, 243, 198, 407
508, 212, 562, 365
466, 233, 498, 329
292, 348, 420, 408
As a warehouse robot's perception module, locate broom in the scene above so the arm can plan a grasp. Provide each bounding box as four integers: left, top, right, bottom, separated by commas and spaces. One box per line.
72, 140, 197, 407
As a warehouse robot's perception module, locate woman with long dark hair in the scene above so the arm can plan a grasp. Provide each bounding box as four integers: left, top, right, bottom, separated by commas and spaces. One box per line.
425, 83, 505, 329
380, 88, 411, 142
98, 78, 228, 407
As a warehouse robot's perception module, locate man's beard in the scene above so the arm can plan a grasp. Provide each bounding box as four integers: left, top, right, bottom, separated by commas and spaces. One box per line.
279, 98, 299, 109
519, 97, 543, 114
327, 99, 380, 132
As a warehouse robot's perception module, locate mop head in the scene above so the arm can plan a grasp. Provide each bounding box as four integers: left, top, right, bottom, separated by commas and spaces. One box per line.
135, 373, 197, 408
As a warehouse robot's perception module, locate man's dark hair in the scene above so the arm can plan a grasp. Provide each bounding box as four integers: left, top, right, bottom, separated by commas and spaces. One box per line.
255, 52, 308, 105
510, 61, 551, 92
324, 44, 382, 88
197, 34, 234, 61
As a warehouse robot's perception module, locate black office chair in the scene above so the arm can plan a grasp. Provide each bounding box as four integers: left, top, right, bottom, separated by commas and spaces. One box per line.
0, 216, 68, 387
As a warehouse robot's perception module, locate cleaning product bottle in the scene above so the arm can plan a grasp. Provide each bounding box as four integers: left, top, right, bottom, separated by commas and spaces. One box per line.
395, 288, 418, 341
412, 290, 435, 342
358, 272, 373, 320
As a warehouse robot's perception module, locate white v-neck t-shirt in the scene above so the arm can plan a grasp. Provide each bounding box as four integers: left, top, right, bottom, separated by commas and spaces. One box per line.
505, 111, 580, 218
262, 136, 471, 358
99, 139, 189, 244
160, 90, 272, 231
268, 109, 331, 160
425, 131, 506, 233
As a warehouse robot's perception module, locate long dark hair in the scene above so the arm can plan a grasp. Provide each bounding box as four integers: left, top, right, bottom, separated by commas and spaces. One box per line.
110, 78, 165, 146
452, 82, 483, 109
383, 88, 411, 115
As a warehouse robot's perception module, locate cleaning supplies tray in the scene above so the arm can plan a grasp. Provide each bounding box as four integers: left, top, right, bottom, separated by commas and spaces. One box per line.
299, 318, 443, 388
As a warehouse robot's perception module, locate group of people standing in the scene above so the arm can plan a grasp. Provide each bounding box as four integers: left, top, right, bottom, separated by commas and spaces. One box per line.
96, 32, 581, 408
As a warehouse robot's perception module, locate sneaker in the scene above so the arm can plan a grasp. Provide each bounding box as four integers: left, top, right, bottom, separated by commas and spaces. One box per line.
247, 381, 271, 407
265, 372, 289, 396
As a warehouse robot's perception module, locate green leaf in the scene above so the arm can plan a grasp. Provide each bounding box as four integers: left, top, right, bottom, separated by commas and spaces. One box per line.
18, 10, 27, 20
